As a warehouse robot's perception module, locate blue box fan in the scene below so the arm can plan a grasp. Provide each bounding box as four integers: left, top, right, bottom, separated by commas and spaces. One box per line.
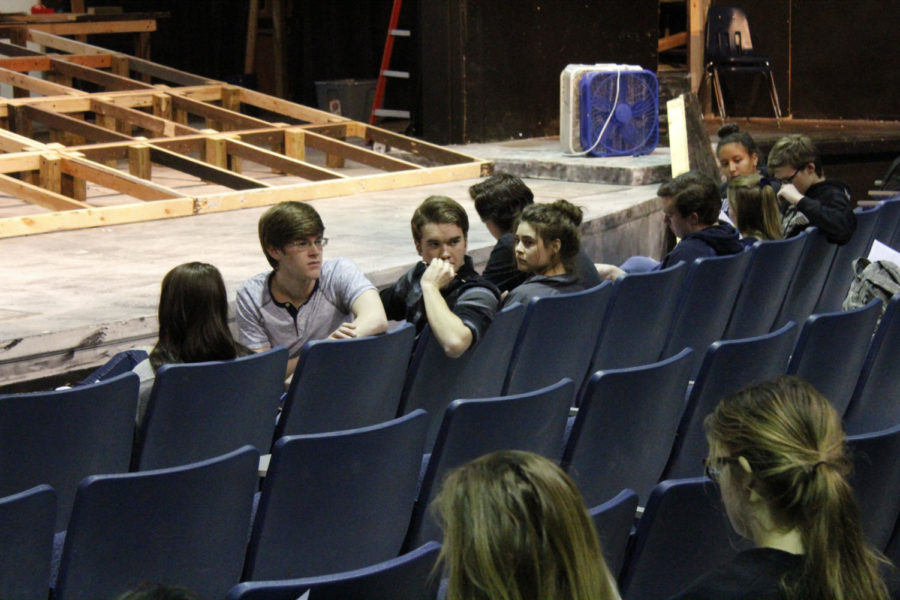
578, 67, 659, 157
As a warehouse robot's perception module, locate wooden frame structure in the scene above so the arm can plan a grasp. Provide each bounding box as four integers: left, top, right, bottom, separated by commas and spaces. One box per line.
0, 30, 490, 239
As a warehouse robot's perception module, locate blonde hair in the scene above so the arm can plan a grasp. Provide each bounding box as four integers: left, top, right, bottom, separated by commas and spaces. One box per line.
435, 450, 618, 600
705, 377, 889, 600
727, 174, 783, 241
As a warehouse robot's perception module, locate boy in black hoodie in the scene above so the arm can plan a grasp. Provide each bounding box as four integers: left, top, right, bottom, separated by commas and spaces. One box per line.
767, 134, 856, 245
595, 171, 744, 279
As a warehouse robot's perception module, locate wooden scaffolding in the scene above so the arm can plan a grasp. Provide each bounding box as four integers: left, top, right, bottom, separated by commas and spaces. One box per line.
0, 29, 490, 239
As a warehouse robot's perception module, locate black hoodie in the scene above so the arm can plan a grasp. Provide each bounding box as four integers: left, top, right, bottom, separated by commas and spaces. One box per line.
661, 222, 744, 269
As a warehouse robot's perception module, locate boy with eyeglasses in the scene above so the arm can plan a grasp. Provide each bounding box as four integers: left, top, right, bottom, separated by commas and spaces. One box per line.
380, 195, 500, 358
236, 201, 387, 377
767, 134, 856, 244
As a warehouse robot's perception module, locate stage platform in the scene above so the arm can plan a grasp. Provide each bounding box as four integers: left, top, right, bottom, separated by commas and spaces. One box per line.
0, 139, 672, 390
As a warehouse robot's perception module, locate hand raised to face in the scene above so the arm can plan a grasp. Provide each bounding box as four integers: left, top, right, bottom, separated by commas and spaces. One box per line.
420, 257, 457, 291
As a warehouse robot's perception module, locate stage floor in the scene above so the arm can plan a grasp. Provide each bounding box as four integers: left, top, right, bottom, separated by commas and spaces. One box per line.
1, 139, 672, 389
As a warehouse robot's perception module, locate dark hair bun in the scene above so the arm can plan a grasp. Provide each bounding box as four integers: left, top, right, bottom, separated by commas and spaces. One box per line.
551, 199, 583, 227
717, 123, 740, 138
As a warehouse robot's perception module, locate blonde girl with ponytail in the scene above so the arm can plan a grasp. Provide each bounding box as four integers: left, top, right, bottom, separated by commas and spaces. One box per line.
669, 376, 894, 600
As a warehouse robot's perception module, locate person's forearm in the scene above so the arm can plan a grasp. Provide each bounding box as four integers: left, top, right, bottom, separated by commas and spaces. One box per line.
421, 282, 472, 357
350, 288, 389, 337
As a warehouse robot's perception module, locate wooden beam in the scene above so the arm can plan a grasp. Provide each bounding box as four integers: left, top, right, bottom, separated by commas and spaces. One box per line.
238, 87, 348, 124
0, 66, 83, 97
0, 172, 90, 211
59, 156, 184, 201
169, 93, 272, 131
24, 29, 105, 55
0, 56, 51, 72
0, 40, 43, 57
688, 0, 710, 94
225, 138, 345, 181
148, 146, 270, 191
301, 130, 422, 172
0, 130, 46, 154
658, 31, 688, 53
20, 19, 157, 37
349, 122, 481, 165
90, 98, 197, 137
55, 53, 113, 69
128, 143, 151, 179
50, 58, 154, 91
22, 104, 132, 143
39, 153, 62, 194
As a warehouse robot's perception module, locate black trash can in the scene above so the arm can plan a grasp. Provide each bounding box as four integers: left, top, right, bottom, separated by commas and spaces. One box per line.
314, 79, 378, 122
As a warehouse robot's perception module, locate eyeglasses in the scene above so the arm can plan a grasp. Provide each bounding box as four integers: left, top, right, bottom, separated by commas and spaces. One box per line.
286, 237, 328, 252
703, 456, 740, 482
776, 167, 802, 186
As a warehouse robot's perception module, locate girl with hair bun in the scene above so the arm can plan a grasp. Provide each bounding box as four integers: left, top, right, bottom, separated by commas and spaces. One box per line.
669, 376, 896, 600
501, 199, 587, 307
435, 450, 621, 600
717, 123, 764, 184
727, 173, 784, 245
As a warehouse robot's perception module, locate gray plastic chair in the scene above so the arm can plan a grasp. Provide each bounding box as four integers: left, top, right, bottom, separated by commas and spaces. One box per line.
0, 372, 138, 530
399, 303, 525, 449
134, 347, 286, 470
563, 347, 693, 505
843, 294, 900, 435
0, 484, 56, 600
660, 251, 751, 377
724, 235, 807, 339
55, 446, 259, 600
226, 541, 440, 600
589, 261, 687, 373
503, 282, 613, 396
619, 478, 739, 600
589, 488, 639, 579
277, 323, 416, 436
244, 410, 429, 581
786, 298, 882, 415
847, 424, 900, 551
404, 378, 574, 550
662, 322, 796, 480
815, 204, 881, 313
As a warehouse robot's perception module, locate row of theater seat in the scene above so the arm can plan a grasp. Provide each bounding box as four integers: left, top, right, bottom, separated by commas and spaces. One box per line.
1, 389, 899, 600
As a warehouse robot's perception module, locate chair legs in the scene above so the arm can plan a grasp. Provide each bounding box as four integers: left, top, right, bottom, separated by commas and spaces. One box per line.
766, 70, 783, 124
709, 68, 728, 123
708, 66, 783, 124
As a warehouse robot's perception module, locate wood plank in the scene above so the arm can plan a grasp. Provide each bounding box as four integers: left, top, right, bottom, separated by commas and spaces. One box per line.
302, 130, 422, 172
21, 19, 157, 36
0, 56, 51, 72
50, 58, 154, 91
148, 146, 270, 191
39, 153, 61, 194
169, 94, 272, 131
0, 172, 90, 211
55, 54, 113, 69
658, 31, 688, 53
24, 28, 105, 55
0, 197, 196, 238
238, 87, 348, 124
90, 98, 197, 137
225, 138, 345, 181
350, 122, 482, 165
59, 156, 184, 201
22, 104, 132, 143
0, 66, 83, 97
192, 162, 488, 214
0, 40, 43, 57
0, 130, 46, 154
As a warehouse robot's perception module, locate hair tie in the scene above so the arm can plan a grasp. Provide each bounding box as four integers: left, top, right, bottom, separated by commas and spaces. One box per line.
807, 460, 828, 474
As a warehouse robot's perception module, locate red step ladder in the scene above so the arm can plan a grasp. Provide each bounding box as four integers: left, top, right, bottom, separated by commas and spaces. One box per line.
369, 0, 411, 124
